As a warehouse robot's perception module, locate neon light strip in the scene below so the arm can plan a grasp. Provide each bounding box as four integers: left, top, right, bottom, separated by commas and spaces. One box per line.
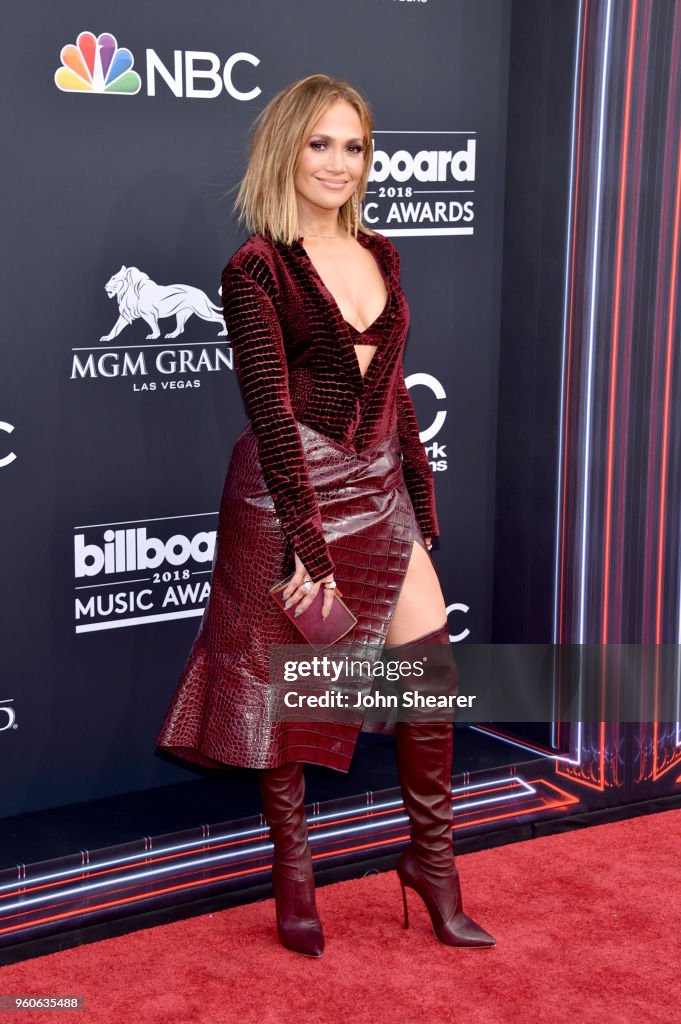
578, 0, 613, 643
0, 779, 535, 910
470, 724, 583, 765
553, 0, 585, 662
1, 782, 578, 937
0, 778, 535, 896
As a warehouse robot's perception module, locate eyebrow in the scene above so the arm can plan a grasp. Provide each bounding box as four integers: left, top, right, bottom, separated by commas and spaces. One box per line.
309, 133, 364, 144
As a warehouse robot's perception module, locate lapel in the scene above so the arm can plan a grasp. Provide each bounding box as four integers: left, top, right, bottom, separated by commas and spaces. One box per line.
286, 232, 394, 394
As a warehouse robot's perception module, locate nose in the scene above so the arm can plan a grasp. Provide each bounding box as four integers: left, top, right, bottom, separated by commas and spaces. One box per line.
324, 145, 346, 173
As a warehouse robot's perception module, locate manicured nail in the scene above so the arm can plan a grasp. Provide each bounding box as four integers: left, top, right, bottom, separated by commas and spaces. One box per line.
294, 607, 302, 617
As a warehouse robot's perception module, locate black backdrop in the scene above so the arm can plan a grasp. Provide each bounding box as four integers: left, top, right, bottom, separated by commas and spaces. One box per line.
2, 1, 511, 817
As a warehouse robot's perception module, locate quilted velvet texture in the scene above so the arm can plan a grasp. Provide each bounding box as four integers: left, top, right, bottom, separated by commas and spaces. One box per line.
219, 230, 439, 582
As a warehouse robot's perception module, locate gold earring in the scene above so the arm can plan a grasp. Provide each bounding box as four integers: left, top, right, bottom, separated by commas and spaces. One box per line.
352, 191, 359, 237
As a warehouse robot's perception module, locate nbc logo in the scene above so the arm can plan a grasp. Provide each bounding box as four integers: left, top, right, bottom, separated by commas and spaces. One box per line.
53, 31, 260, 100
55, 31, 141, 94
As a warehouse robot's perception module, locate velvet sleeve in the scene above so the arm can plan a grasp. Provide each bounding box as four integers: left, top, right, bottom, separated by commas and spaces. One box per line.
221, 259, 336, 582
381, 235, 440, 539
396, 366, 440, 540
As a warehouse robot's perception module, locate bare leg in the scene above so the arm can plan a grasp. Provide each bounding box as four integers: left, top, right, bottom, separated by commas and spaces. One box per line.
386, 537, 448, 646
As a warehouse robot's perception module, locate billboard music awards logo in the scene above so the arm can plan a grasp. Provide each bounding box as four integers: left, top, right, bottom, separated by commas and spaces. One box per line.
70, 265, 232, 391
73, 513, 216, 633
365, 132, 475, 237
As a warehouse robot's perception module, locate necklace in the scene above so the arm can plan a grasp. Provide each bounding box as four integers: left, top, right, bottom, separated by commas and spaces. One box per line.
300, 230, 347, 239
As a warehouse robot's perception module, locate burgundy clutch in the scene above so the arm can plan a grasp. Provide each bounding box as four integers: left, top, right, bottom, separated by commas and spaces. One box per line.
269, 575, 358, 651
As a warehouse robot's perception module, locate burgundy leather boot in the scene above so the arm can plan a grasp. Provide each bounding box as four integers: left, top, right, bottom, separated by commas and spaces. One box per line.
389, 621, 496, 948
257, 760, 324, 957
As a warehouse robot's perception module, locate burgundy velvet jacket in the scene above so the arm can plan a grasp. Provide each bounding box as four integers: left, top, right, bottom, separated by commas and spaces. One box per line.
220, 229, 440, 583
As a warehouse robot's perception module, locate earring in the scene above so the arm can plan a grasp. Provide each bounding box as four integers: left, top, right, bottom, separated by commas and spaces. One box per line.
352, 191, 359, 237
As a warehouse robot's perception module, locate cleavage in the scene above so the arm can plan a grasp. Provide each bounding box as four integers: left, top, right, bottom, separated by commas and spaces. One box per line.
303, 244, 389, 333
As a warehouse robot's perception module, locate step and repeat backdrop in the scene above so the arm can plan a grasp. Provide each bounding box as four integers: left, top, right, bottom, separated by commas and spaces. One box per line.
1, 0, 511, 817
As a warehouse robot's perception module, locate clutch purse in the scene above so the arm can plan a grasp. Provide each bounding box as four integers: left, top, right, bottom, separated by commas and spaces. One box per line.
269, 575, 358, 651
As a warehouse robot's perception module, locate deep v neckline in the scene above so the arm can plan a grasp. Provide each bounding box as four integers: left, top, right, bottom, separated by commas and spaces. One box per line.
292, 231, 392, 385
343, 290, 391, 336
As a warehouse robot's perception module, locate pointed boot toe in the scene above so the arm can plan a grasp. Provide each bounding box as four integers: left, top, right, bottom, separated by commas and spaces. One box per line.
276, 909, 325, 957
435, 910, 496, 948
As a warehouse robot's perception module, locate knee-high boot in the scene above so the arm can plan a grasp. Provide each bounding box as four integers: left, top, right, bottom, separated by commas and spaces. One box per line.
257, 760, 324, 957
388, 622, 496, 948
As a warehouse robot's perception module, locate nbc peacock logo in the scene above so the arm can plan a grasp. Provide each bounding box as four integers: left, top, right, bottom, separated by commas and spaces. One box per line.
54, 30, 141, 94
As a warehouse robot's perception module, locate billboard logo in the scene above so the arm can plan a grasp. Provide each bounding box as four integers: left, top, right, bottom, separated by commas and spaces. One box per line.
365, 132, 476, 237
0, 699, 17, 732
73, 514, 217, 632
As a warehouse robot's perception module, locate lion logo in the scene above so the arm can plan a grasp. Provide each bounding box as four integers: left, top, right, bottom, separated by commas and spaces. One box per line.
100, 266, 227, 342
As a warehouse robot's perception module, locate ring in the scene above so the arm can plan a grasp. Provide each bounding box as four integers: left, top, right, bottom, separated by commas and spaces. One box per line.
303, 578, 313, 593
323, 580, 337, 590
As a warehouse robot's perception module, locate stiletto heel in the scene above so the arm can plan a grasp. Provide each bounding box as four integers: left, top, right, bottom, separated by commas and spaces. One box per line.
392, 623, 496, 949
396, 846, 495, 948
400, 880, 410, 928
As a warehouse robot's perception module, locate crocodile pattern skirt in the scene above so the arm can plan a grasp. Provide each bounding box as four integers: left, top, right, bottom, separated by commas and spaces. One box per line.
155, 420, 428, 773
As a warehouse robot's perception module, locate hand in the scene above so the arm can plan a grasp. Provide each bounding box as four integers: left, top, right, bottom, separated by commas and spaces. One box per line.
282, 552, 336, 621
424, 535, 433, 551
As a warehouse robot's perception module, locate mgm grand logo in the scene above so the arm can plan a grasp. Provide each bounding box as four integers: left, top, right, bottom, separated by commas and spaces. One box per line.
70, 265, 232, 391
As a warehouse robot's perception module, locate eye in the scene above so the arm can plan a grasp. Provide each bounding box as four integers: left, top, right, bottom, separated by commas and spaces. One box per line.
309, 141, 364, 153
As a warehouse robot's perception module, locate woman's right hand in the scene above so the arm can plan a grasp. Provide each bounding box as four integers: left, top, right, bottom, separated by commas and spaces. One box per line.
282, 553, 336, 620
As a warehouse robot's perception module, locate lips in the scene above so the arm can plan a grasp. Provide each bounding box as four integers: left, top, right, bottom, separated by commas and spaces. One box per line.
316, 178, 349, 188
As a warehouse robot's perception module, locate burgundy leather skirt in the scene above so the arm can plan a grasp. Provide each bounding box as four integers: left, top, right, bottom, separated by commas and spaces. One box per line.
155, 420, 427, 774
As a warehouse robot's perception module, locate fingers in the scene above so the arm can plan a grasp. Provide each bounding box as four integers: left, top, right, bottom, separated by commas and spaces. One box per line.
282, 566, 304, 602
321, 584, 335, 621
283, 564, 336, 620
282, 555, 308, 601
284, 576, 320, 617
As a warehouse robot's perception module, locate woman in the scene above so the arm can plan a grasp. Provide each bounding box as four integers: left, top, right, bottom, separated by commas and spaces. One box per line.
156, 73, 495, 956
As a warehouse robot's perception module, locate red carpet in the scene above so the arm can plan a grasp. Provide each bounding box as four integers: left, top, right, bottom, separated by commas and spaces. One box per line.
1, 808, 678, 1024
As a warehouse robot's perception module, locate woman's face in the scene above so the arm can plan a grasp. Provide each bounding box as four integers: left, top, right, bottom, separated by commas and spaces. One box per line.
293, 99, 366, 219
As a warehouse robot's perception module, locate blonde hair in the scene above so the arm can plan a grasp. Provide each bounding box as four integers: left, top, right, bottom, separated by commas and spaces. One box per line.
232, 73, 375, 245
